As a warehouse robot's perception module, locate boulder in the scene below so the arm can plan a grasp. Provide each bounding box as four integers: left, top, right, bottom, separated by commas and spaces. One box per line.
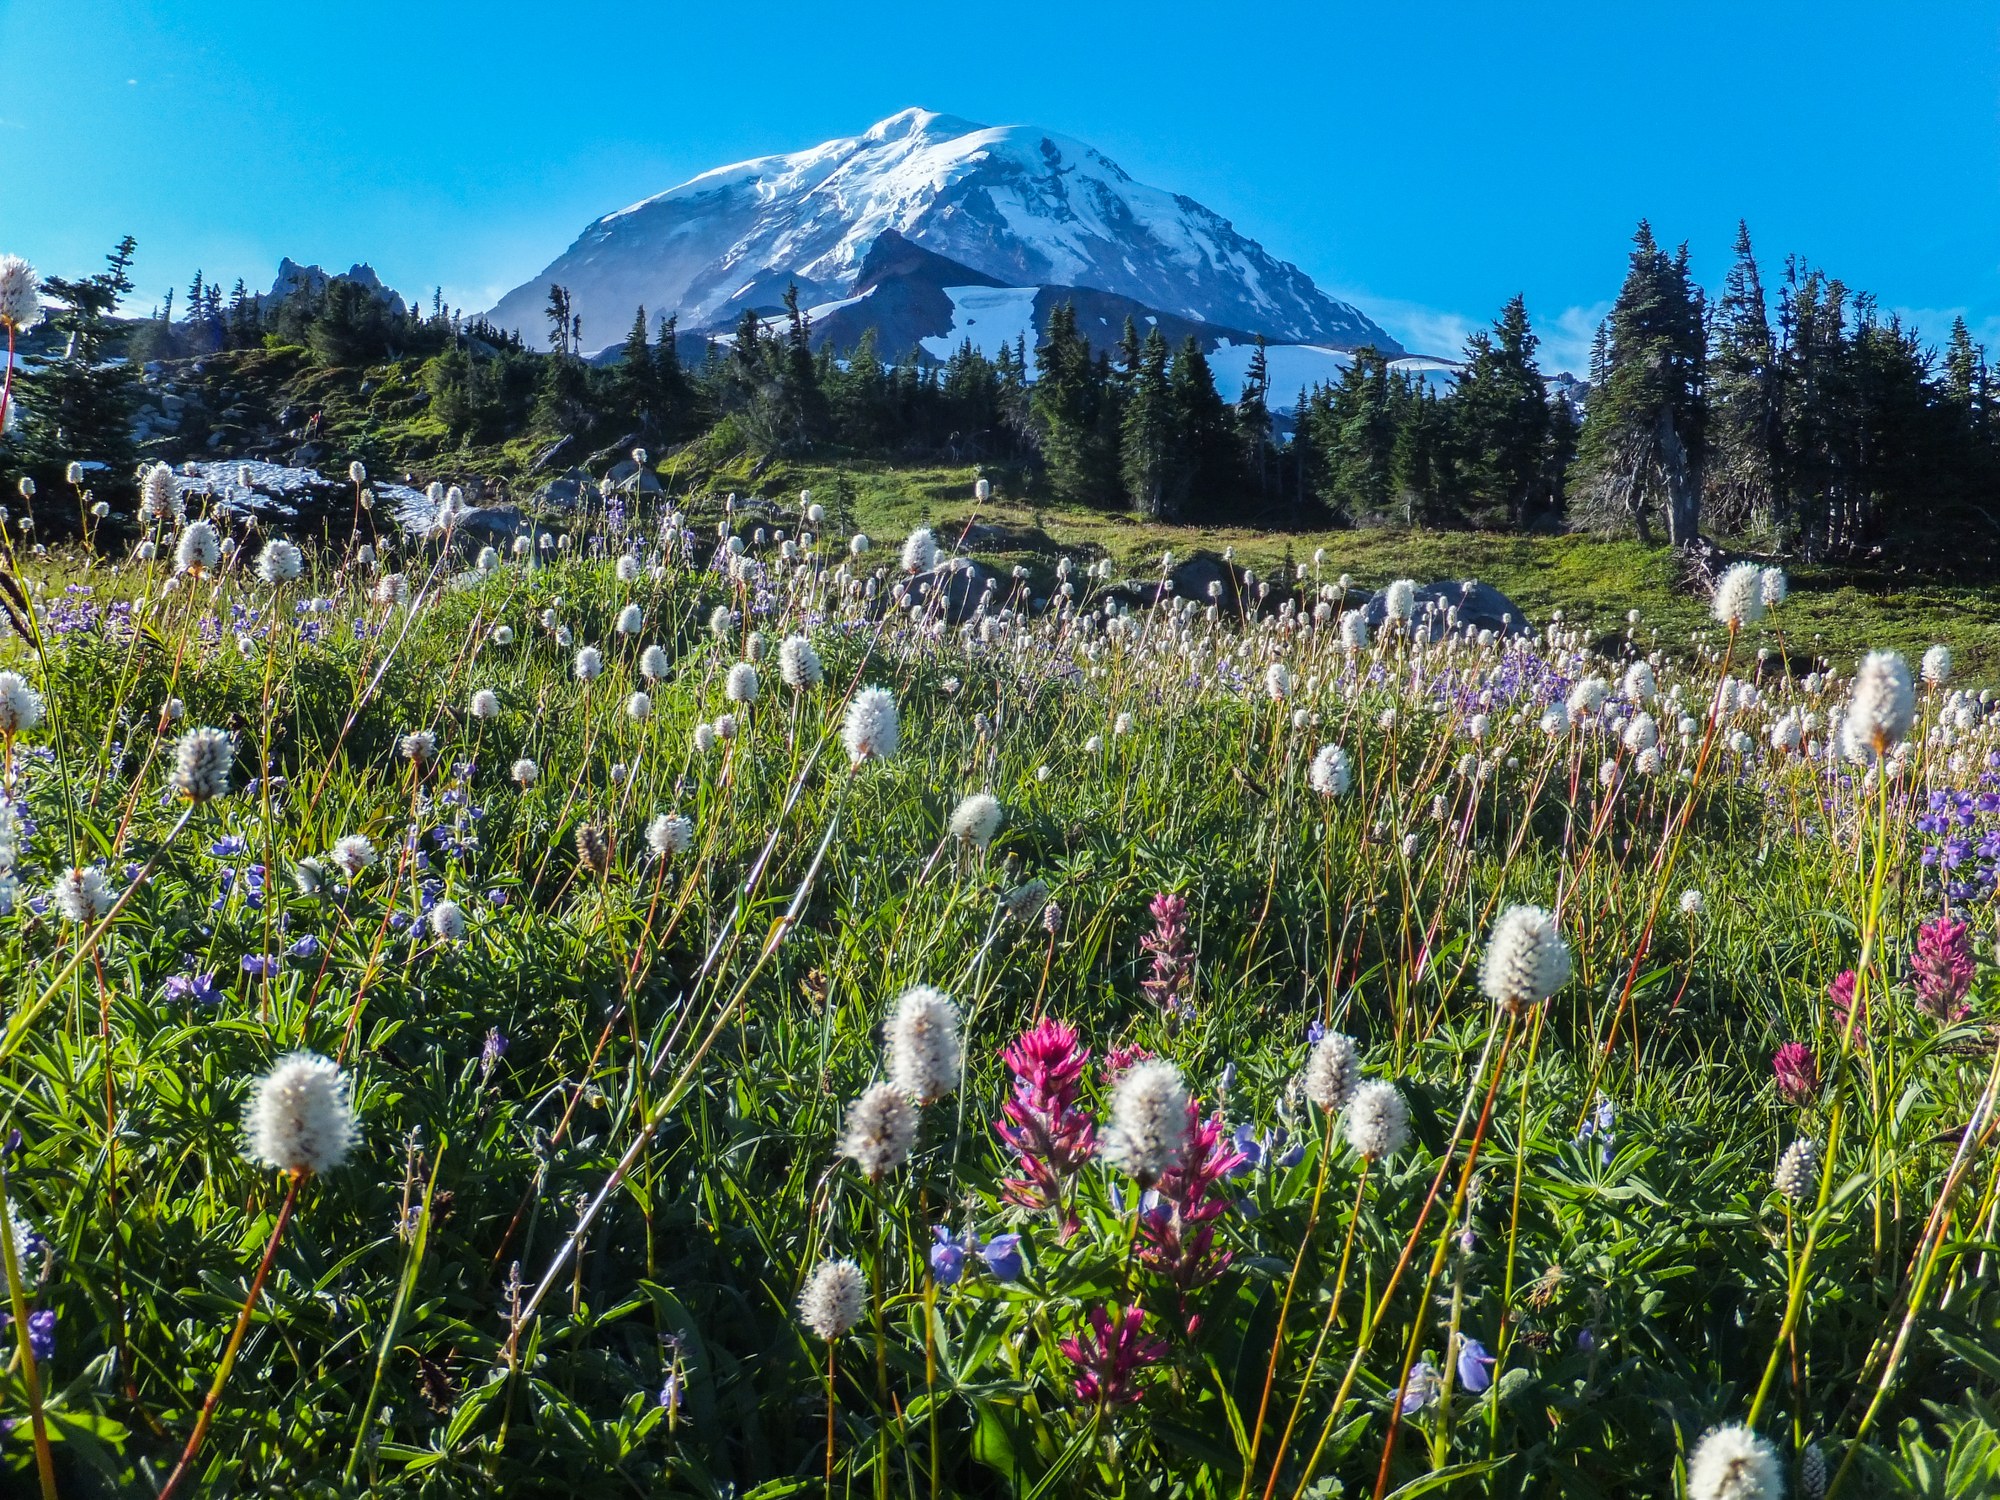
896, 559, 998, 625
534, 466, 598, 510
1363, 579, 1530, 640
602, 458, 663, 496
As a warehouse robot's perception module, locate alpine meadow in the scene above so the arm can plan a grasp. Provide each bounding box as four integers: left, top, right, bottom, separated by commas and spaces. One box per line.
8, 42, 2000, 1500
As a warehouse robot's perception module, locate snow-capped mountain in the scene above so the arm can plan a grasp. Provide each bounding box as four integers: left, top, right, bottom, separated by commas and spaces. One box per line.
707, 232, 1449, 415
486, 108, 1398, 356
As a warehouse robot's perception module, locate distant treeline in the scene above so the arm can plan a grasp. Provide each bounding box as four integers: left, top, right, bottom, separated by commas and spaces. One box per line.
7, 221, 2000, 570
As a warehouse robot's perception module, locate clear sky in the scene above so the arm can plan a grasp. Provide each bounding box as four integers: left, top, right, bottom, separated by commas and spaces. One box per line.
3, 0, 1995, 371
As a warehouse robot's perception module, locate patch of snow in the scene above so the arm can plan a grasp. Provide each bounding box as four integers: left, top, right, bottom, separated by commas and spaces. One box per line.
919, 286, 1040, 361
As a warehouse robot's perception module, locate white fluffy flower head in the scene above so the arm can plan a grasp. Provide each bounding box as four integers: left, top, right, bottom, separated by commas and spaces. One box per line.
901, 527, 939, 574
0, 255, 41, 332
838, 1081, 917, 1180
1479, 904, 1572, 1010
886, 985, 962, 1104
1685, 1423, 1782, 1500
172, 726, 233, 801
1711, 563, 1766, 628
1103, 1059, 1190, 1183
256, 538, 302, 585
779, 633, 823, 689
647, 812, 694, 857
244, 1051, 357, 1175
799, 1258, 866, 1340
1304, 1032, 1361, 1111
1343, 1078, 1409, 1161
949, 792, 1002, 848
1309, 744, 1352, 798
1844, 650, 1914, 755
843, 686, 900, 766
0, 671, 44, 736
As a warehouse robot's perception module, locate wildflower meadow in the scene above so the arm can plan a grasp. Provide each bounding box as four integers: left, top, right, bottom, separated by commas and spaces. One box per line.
2, 267, 2000, 1497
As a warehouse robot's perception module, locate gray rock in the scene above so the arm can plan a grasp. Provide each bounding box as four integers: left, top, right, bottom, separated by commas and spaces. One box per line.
1363, 579, 1530, 640
898, 559, 996, 624
602, 458, 662, 495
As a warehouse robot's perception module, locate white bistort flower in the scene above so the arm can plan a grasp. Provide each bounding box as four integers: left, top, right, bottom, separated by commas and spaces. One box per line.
838, 1082, 918, 1180
779, 633, 823, 689
1711, 562, 1766, 628
176, 520, 221, 574
626, 691, 652, 722
1685, 1423, 1782, 1500
0, 254, 42, 333
428, 900, 466, 941
1343, 1079, 1410, 1161
1309, 744, 1352, 797
470, 689, 501, 720
574, 646, 604, 682
1479, 905, 1572, 1011
244, 1051, 357, 1175
1922, 643, 1952, 686
885, 985, 962, 1104
256, 538, 302, 585
901, 526, 939, 574
725, 662, 759, 704
1103, 1059, 1190, 1183
646, 812, 694, 857
50, 866, 113, 923
331, 835, 377, 878
799, 1258, 866, 1340
0, 671, 44, 736
949, 792, 1003, 848
843, 686, 900, 766
512, 757, 539, 788
1844, 650, 1914, 755
639, 645, 670, 681
1304, 1032, 1361, 1111
172, 726, 233, 801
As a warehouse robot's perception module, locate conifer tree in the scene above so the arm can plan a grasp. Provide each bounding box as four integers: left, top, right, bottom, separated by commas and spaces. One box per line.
1121, 327, 1175, 518
1031, 302, 1117, 506
1452, 295, 1549, 527
1575, 221, 1708, 545
11, 236, 142, 494
1707, 221, 1779, 533
1235, 335, 1272, 500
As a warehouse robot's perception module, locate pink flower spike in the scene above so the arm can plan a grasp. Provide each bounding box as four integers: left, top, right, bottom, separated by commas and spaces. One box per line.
1772, 1042, 1818, 1105
1060, 1305, 1167, 1406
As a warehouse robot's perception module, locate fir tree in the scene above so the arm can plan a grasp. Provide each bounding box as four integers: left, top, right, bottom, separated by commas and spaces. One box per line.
10, 236, 142, 494
1707, 221, 1779, 533
1031, 302, 1117, 506
1235, 335, 1272, 500
1575, 221, 1708, 545
1452, 295, 1550, 527
1169, 337, 1238, 516
1121, 327, 1174, 518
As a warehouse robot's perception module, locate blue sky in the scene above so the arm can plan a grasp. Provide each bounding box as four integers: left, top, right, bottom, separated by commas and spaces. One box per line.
3, 0, 1995, 371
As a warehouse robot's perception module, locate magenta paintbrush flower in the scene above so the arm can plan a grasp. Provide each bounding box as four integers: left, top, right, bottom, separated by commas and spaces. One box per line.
1912, 916, 1975, 1023
995, 1020, 1096, 1221
1140, 892, 1194, 1014
1828, 970, 1872, 1043
1772, 1042, 1818, 1105
1060, 1305, 1166, 1406
1137, 1102, 1247, 1335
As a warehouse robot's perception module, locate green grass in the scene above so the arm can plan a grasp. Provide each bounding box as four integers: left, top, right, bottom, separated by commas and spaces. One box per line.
0, 486, 1997, 1498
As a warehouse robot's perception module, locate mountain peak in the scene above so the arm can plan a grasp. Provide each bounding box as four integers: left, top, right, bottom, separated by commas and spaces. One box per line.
860, 107, 980, 143
487, 110, 1397, 356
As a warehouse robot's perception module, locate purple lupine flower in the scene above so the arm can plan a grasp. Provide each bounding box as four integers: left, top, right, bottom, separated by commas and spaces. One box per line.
929, 1226, 967, 1286
980, 1233, 1024, 1282
1455, 1335, 1496, 1393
